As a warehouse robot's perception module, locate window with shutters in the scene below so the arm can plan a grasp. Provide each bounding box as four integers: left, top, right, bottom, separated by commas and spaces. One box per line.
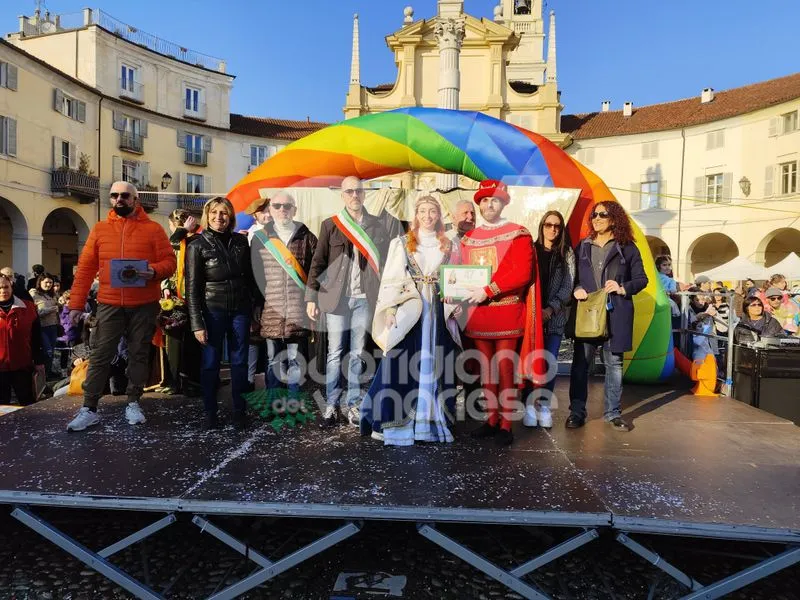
640, 181, 660, 209
706, 130, 725, 150
122, 160, 140, 185
250, 145, 271, 168
59, 140, 71, 169
705, 173, 724, 203
641, 141, 659, 160
185, 133, 207, 165
782, 111, 798, 135
0, 116, 17, 157
54, 89, 86, 122
577, 147, 594, 165
0, 62, 18, 90
120, 116, 144, 153
780, 161, 798, 195
186, 173, 204, 194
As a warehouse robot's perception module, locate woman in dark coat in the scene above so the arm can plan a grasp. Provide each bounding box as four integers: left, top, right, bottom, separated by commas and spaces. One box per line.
524, 210, 574, 429
567, 202, 648, 431
185, 198, 255, 430
734, 296, 785, 344
0, 273, 46, 405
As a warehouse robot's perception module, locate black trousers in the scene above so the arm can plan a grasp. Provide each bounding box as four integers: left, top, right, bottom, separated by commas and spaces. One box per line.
0, 369, 35, 406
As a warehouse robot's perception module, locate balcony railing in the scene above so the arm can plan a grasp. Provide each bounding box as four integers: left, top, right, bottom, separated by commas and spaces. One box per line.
183, 102, 207, 122
138, 191, 159, 212
51, 168, 100, 202
177, 194, 212, 215
96, 10, 227, 73
185, 149, 208, 166
120, 132, 144, 153
119, 78, 144, 104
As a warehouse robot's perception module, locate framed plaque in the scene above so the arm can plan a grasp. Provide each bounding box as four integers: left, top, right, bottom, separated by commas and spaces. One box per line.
110, 259, 149, 288
439, 265, 492, 301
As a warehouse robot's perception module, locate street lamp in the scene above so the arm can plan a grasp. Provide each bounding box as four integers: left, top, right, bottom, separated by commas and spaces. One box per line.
738, 176, 751, 197
160, 172, 173, 190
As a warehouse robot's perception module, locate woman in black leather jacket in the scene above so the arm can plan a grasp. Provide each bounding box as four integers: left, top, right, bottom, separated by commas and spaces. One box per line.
186, 197, 255, 430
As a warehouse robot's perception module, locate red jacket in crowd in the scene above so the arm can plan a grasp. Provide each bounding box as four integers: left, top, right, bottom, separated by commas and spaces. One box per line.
0, 297, 45, 372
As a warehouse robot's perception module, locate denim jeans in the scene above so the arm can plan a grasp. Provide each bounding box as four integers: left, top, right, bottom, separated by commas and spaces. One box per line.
266, 339, 300, 393
248, 341, 262, 384
325, 297, 369, 408
568, 342, 624, 421
540, 333, 563, 406
40, 324, 58, 372
201, 309, 250, 415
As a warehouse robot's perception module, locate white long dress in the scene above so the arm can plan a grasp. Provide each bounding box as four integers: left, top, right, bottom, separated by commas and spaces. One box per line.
381, 231, 456, 446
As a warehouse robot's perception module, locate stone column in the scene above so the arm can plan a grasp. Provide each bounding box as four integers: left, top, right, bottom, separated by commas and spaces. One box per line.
435, 17, 465, 191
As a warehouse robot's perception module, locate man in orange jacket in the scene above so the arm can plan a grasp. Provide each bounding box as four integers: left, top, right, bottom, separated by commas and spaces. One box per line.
66, 182, 176, 432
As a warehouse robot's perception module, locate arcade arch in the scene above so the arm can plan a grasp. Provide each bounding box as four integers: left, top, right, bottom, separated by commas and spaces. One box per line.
41, 208, 90, 288
0, 196, 29, 273
646, 236, 671, 260
756, 227, 800, 268
688, 233, 738, 278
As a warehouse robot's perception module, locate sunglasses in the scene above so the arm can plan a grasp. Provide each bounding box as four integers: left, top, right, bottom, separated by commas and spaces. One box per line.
543, 222, 562, 230
767, 296, 782, 300
271, 203, 294, 210
751, 303, 764, 308
343, 188, 364, 196
591, 211, 610, 219
110, 192, 132, 200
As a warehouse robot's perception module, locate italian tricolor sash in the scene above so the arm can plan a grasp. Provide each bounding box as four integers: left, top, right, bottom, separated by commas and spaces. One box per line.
331, 210, 380, 274
254, 230, 307, 292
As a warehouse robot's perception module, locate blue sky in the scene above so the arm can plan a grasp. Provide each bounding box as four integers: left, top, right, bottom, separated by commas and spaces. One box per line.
6, 1, 799, 123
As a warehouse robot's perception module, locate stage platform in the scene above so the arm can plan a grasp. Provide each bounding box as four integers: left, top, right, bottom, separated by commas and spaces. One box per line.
0, 380, 798, 599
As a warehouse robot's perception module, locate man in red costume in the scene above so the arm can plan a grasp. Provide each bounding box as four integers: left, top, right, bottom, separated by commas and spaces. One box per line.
462, 180, 538, 447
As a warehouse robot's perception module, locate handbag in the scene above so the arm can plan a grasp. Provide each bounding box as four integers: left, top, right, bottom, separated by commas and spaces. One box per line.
574, 289, 609, 340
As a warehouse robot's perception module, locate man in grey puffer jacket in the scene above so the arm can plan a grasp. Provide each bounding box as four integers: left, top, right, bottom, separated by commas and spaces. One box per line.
252, 191, 317, 393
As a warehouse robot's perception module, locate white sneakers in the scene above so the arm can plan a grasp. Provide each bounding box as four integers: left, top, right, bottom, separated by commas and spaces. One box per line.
523, 404, 553, 429
66, 407, 101, 432
66, 402, 146, 431
125, 402, 146, 425
537, 406, 553, 429
523, 405, 538, 427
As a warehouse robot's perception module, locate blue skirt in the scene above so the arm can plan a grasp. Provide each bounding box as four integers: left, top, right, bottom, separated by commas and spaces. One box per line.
361, 296, 458, 445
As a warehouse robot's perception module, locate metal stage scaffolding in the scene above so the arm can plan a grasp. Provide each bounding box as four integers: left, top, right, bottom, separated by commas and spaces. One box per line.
1, 383, 798, 599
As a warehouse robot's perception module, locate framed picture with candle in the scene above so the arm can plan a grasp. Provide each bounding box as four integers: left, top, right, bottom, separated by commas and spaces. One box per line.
439, 265, 492, 301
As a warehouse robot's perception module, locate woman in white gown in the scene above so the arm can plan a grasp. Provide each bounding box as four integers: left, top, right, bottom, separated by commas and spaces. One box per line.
361, 196, 461, 446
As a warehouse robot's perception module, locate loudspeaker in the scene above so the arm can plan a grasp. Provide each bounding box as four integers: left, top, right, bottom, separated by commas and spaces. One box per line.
755, 378, 800, 425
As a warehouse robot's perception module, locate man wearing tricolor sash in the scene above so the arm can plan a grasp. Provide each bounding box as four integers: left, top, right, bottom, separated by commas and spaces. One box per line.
252, 192, 317, 393
306, 176, 389, 427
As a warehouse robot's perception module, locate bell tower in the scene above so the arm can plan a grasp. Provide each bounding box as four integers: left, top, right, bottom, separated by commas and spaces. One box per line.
495, 0, 546, 85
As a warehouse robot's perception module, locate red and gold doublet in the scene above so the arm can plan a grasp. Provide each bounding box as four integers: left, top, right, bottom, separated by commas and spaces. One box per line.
461, 222, 534, 339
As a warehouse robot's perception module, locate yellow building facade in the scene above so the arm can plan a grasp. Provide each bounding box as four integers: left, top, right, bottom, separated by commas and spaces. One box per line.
0, 8, 315, 285
563, 78, 800, 279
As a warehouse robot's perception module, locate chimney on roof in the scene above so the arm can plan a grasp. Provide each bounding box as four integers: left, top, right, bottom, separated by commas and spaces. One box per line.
623, 102, 633, 117
701, 87, 715, 104
601, 100, 611, 112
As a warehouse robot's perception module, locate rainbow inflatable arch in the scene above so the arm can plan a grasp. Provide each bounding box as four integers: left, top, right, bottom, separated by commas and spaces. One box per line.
229, 107, 673, 382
